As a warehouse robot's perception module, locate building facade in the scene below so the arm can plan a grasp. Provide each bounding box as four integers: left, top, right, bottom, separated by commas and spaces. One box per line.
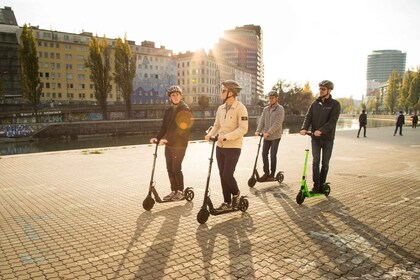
0, 6, 22, 100
366, 49, 406, 93
212, 24, 264, 105
174, 49, 253, 110
131, 40, 176, 106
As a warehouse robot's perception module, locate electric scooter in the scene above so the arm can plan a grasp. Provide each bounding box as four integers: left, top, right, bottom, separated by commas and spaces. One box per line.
248, 133, 284, 187
196, 134, 249, 224
295, 132, 330, 205
142, 140, 194, 210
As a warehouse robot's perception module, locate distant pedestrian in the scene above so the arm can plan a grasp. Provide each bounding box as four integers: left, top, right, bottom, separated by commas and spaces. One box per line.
394, 111, 405, 136
357, 110, 367, 138
149, 85, 192, 201
411, 113, 418, 128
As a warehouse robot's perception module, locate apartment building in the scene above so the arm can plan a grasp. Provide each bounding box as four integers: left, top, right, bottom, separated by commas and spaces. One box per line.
131, 40, 176, 105
174, 49, 253, 107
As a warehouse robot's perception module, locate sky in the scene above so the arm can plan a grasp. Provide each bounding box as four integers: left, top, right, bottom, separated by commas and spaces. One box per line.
3, 0, 420, 100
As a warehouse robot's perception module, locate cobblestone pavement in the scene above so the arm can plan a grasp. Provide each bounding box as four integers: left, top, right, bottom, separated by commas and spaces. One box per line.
1, 126, 419, 279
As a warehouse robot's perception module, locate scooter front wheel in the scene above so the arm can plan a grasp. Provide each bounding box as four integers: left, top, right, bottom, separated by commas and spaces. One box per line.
296, 191, 305, 205
248, 177, 257, 188
276, 172, 284, 183
197, 208, 210, 224
143, 196, 155, 210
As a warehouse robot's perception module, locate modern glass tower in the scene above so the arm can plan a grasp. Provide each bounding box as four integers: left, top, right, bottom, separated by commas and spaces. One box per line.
366, 50, 406, 93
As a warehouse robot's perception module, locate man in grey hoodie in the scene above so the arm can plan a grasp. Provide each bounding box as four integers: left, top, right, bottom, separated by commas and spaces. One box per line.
255, 90, 285, 181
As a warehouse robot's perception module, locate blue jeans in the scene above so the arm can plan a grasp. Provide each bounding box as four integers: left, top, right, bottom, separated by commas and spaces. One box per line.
262, 138, 281, 176
165, 146, 186, 192
311, 138, 334, 187
216, 147, 241, 204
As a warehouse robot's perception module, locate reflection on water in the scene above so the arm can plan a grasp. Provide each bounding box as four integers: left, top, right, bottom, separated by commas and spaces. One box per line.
0, 118, 393, 156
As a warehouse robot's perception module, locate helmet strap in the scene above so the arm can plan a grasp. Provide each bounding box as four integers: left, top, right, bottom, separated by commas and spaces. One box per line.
223, 93, 234, 104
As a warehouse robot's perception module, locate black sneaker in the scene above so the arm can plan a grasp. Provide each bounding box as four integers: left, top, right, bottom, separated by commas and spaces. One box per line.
310, 186, 320, 194
232, 191, 241, 208
260, 174, 269, 181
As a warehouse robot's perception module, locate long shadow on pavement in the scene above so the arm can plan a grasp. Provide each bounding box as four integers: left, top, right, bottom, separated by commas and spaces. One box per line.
195, 213, 255, 280
112, 202, 193, 280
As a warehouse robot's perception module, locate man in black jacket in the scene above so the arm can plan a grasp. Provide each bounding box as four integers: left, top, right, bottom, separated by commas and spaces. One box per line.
300, 80, 341, 194
394, 111, 405, 136
357, 109, 367, 138
150, 85, 192, 201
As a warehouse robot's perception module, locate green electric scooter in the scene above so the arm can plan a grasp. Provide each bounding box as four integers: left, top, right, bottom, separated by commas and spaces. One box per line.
296, 132, 330, 205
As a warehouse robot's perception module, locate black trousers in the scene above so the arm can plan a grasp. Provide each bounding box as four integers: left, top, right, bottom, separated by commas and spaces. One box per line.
216, 147, 241, 204
165, 146, 187, 192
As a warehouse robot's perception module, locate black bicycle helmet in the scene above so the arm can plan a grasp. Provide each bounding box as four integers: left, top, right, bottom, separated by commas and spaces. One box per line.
221, 80, 242, 95
167, 85, 182, 96
318, 80, 334, 90
268, 90, 278, 97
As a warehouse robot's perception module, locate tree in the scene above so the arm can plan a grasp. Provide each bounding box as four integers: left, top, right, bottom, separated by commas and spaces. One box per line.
337, 97, 354, 114
398, 70, 412, 113
114, 35, 136, 119
271, 80, 313, 115
20, 24, 42, 122
197, 95, 210, 119
384, 70, 401, 114
407, 71, 420, 114
85, 36, 112, 120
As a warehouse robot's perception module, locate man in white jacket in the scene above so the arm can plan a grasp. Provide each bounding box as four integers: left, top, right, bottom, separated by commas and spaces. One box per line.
205, 80, 248, 211
255, 90, 285, 180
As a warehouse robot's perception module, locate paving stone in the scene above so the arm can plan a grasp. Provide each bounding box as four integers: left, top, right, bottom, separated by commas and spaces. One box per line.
0, 127, 419, 279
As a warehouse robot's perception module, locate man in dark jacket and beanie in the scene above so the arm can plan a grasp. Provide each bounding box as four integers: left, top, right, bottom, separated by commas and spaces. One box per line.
394, 111, 405, 136
150, 85, 192, 201
357, 109, 367, 138
300, 80, 341, 193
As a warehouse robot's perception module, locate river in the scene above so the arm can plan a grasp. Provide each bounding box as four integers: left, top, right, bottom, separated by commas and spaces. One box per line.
0, 118, 394, 156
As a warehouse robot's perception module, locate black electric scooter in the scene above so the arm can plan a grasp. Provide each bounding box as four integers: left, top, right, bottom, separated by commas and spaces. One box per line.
248, 134, 284, 187
142, 140, 194, 210
196, 134, 249, 224
295, 132, 330, 205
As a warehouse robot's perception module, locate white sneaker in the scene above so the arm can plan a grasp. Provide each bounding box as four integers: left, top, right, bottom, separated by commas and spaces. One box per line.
163, 191, 176, 201
172, 191, 184, 201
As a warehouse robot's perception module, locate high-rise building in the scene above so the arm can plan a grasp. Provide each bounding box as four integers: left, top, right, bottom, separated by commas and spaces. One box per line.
0, 6, 22, 100
174, 49, 252, 110
366, 49, 406, 93
212, 24, 264, 105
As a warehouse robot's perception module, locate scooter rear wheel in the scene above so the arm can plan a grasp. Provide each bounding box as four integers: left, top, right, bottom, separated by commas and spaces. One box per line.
239, 197, 249, 212
296, 191, 305, 205
276, 172, 284, 183
184, 188, 194, 201
143, 196, 155, 210
323, 184, 331, 197
197, 208, 210, 224
248, 177, 257, 188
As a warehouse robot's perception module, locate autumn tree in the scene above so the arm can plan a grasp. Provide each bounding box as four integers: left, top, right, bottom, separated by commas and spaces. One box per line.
20, 24, 42, 122
85, 36, 112, 120
337, 97, 354, 114
384, 70, 401, 114
407, 70, 420, 114
398, 70, 413, 113
271, 80, 313, 115
114, 35, 136, 119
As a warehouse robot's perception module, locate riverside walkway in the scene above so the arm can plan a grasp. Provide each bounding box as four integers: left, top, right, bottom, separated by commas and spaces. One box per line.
0, 126, 419, 279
